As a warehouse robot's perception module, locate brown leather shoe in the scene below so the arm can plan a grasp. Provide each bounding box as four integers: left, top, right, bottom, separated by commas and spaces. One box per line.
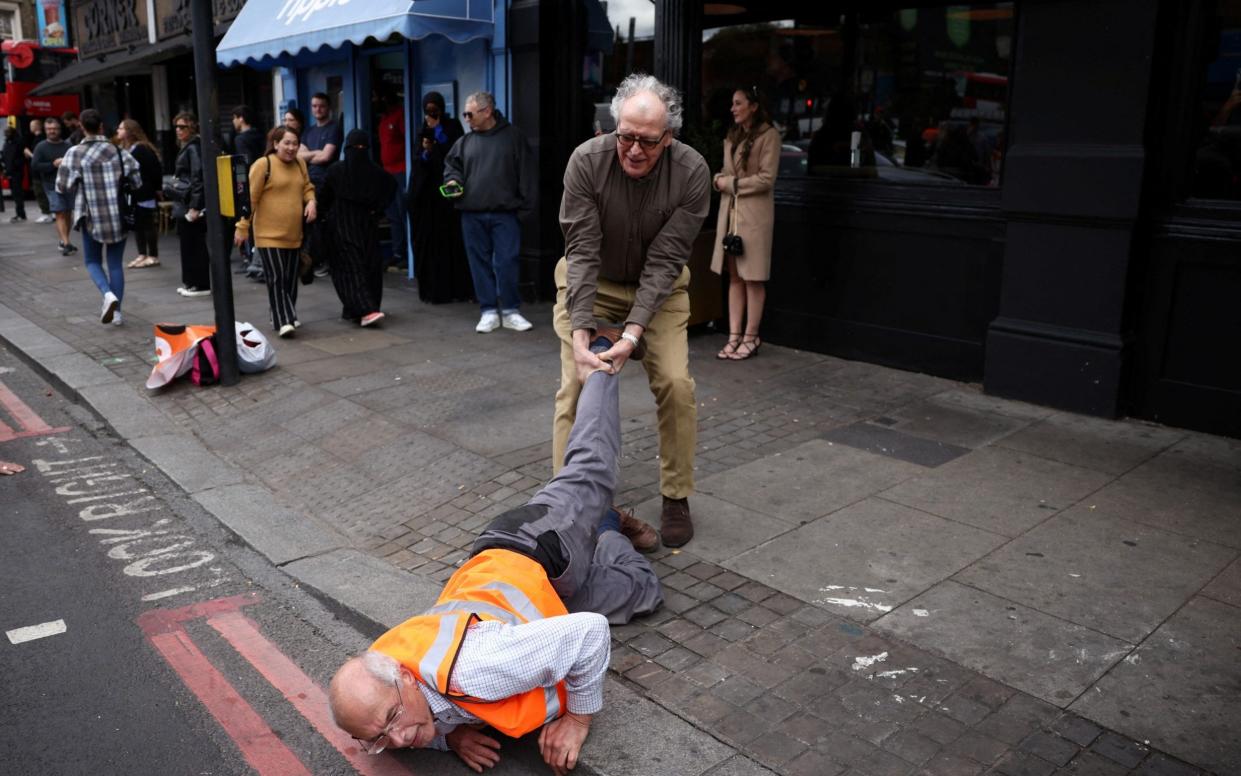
594, 322, 645, 360
660, 496, 694, 548
616, 505, 660, 553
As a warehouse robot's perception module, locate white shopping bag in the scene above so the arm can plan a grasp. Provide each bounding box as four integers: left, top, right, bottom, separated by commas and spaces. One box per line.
235, 321, 276, 374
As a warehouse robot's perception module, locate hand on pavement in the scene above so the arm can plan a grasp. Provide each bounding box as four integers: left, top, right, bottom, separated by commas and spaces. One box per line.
538, 712, 591, 776
446, 726, 501, 772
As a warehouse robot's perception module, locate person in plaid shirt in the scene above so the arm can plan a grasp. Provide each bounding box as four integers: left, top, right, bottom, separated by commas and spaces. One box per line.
56, 109, 142, 326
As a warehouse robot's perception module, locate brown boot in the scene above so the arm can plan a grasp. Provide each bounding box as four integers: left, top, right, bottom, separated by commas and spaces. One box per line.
660, 496, 694, 548
615, 505, 660, 553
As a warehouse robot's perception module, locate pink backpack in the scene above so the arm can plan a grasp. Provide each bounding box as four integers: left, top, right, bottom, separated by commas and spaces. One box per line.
190, 335, 220, 386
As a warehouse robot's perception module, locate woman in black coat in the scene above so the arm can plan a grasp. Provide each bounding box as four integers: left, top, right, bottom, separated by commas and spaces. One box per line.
408, 91, 471, 303
2, 126, 28, 222
116, 119, 163, 268
170, 112, 210, 296
319, 129, 396, 326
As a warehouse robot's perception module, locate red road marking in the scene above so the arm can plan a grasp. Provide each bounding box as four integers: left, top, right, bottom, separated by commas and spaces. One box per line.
138, 594, 414, 776
146, 626, 312, 776
209, 610, 413, 775
0, 381, 69, 442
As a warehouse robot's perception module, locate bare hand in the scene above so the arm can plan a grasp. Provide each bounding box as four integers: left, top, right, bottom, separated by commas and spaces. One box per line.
595, 339, 635, 376
571, 330, 612, 384
446, 727, 501, 772
304, 199, 317, 223
233, 229, 246, 248
538, 713, 591, 776
422, 137, 434, 150
52, 158, 63, 168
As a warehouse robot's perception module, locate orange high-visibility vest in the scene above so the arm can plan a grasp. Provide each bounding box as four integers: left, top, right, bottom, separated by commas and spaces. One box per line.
370, 548, 570, 737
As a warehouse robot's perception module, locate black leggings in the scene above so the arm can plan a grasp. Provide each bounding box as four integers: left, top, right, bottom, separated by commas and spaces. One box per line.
133, 207, 158, 256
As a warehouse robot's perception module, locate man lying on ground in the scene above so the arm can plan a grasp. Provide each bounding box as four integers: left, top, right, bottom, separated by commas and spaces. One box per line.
328, 326, 662, 774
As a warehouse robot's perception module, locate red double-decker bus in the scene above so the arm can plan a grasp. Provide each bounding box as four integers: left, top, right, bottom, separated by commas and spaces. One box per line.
1, 40, 80, 194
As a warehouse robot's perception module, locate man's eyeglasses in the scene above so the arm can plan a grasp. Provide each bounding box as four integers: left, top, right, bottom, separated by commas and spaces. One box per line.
615, 130, 667, 151
354, 676, 406, 756
462, 106, 488, 120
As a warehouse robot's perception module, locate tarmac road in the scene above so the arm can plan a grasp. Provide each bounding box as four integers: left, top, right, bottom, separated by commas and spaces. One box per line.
0, 347, 549, 776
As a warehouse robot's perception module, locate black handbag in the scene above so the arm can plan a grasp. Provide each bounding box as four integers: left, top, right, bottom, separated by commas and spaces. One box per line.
116, 149, 136, 232
721, 192, 744, 256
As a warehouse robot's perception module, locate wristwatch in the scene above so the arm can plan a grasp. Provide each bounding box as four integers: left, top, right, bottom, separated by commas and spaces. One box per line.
620, 332, 640, 349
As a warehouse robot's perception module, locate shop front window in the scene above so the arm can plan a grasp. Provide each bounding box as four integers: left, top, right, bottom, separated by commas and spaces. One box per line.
701, 4, 1013, 187
1192, 0, 1241, 200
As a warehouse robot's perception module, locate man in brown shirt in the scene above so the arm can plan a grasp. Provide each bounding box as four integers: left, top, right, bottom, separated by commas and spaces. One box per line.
554, 73, 711, 548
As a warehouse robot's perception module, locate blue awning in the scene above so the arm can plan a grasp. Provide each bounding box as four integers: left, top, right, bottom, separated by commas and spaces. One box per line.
216, 0, 494, 67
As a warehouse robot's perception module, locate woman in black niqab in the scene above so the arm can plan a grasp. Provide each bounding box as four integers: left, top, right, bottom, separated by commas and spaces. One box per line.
319, 129, 397, 325
409, 91, 471, 303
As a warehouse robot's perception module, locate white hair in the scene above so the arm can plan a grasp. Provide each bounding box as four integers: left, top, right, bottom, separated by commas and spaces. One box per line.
362, 650, 400, 683
609, 73, 683, 134
466, 90, 495, 111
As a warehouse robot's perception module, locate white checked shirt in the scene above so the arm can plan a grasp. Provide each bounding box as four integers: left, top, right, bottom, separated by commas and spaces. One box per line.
55, 136, 141, 245
416, 612, 611, 750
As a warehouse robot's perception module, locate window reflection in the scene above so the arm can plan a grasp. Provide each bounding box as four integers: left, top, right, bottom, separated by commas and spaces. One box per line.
702, 5, 1013, 187
1193, 1, 1241, 200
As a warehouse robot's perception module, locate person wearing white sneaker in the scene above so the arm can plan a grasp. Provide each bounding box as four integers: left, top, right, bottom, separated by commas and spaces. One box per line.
475, 310, 500, 333
443, 91, 533, 335
56, 110, 142, 331
502, 311, 532, 331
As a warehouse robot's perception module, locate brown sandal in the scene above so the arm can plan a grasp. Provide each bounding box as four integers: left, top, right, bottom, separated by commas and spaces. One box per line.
730, 336, 762, 360
717, 333, 742, 359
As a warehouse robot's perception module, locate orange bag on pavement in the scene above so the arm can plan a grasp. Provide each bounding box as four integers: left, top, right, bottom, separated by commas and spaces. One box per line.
146, 324, 217, 389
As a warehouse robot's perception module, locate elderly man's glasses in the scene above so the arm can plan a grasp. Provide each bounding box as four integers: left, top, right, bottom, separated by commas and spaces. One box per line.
354, 676, 406, 756
462, 106, 489, 120
615, 130, 667, 151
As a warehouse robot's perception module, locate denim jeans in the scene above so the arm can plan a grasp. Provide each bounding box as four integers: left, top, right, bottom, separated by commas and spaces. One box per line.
385, 171, 408, 267
83, 229, 127, 302
460, 210, 521, 313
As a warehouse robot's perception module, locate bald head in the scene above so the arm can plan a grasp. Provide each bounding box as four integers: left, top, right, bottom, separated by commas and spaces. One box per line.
617, 91, 668, 129
329, 654, 390, 735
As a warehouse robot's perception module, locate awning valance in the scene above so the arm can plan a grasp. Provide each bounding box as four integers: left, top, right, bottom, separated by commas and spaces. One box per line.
216, 0, 495, 67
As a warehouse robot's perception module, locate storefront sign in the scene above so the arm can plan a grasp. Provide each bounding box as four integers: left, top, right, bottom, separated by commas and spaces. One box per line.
154, 0, 245, 41
72, 0, 150, 57
37, 1, 69, 48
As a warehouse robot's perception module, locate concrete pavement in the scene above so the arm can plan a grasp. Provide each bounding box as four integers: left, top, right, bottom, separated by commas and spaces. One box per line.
1, 216, 1238, 776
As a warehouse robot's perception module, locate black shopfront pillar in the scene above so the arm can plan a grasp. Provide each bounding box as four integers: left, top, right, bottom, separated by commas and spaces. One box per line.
984, 0, 1161, 416
654, 0, 701, 131
510, 0, 588, 299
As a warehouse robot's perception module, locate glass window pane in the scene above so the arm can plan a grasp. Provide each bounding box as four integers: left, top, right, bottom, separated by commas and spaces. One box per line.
1192, 1, 1241, 200
701, 4, 1014, 187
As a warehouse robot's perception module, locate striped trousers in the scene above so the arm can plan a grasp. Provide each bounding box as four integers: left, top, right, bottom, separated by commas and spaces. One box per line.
256, 247, 300, 329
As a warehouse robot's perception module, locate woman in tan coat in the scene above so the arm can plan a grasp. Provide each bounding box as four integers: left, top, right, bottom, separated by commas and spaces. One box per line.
711, 87, 781, 360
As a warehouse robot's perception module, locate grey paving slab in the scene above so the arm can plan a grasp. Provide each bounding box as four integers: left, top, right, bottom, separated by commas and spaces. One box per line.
77, 381, 160, 440
632, 492, 796, 565
283, 548, 442, 630
822, 421, 971, 467
875, 581, 1132, 706
129, 433, 245, 494
880, 397, 1032, 449
39, 351, 124, 390
193, 483, 345, 565
696, 439, 922, 523
427, 388, 557, 458
702, 754, 780, 776
1082, 451, 1241, 549
1164, 433, 1241, 471
956, 508, 1235, 643
997, 412, 1185, 476
725, 497, 1005, 622
0, 322, 77, 358
1201, 556, 1241, 608
586, 677, 737, 776
1070, 596, 1241, 776
302, 329, 412, 355
880, 446, 1112, 538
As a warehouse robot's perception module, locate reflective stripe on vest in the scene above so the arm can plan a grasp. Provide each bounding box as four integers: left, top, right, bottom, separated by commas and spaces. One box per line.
371, 549, 570, 738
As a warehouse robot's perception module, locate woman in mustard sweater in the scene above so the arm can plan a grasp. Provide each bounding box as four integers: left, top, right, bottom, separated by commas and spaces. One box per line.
234, 126, 317, 337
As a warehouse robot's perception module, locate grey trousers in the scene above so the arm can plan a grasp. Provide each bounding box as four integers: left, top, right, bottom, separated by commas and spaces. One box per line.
472, 370, 663, 624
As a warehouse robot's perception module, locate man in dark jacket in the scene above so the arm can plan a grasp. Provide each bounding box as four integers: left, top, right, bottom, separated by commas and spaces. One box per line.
231, 104, 267, 278
443, 91, 533, 334
2, 126, 28, 222
23, 119, 52, 221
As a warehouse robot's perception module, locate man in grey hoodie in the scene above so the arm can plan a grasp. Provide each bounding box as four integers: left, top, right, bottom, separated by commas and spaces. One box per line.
443, 91, 533, 334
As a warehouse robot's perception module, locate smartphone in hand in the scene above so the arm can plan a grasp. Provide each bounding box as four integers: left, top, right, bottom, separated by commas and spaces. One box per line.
439, 181, 464, 198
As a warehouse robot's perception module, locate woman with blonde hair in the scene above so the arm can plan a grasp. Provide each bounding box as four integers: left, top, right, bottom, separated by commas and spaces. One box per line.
234, 125, 316, 337
115, 119, 163, 268
710, 86, 781, 361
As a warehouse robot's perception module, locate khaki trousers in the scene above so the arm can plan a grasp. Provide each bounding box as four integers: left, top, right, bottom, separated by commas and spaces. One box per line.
552, 257, 696, 499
